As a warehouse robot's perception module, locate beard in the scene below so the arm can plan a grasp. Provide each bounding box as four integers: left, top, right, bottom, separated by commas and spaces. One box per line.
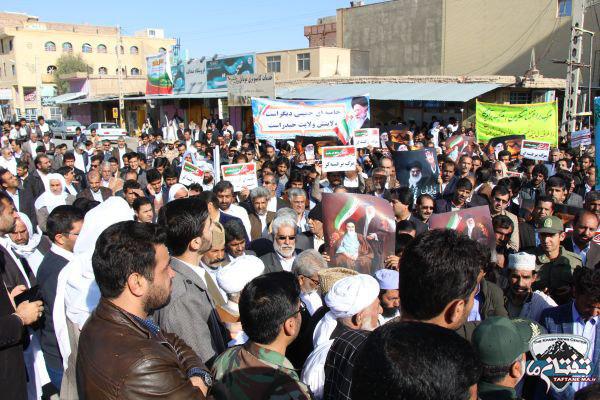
274, 241, 295, 258
143, 281, 171, 313
381, 306, 398, 318
359, 315, 378, 332
408, 174, 422, 188
203, 175, 213, 184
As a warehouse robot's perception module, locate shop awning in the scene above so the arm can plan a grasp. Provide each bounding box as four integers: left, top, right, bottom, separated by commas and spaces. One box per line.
49, 91, 87, 105
276, 83, 503, 102
125, 92, 227, 100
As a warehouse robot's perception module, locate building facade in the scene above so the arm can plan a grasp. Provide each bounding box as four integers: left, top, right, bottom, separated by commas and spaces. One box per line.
335, 0, 600, 83
0, 12, 174, 121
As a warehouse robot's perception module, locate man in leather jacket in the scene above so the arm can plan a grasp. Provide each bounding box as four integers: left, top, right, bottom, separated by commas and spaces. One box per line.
76, 221, 211, 399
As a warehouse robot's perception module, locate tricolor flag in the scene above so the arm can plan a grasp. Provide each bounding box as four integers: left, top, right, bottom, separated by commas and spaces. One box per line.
334, 197, 361, 230
334, 118, 351, 145
446, 213, 462, 230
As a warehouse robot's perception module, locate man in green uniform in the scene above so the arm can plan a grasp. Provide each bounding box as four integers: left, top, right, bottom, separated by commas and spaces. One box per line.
528, 216, 582, 305
211, 271, 313, 399
472, 317, 544, 400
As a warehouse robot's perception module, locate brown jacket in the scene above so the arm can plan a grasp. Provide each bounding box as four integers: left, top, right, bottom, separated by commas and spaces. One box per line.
76, 298, 206, 400
248, 211, 275, 241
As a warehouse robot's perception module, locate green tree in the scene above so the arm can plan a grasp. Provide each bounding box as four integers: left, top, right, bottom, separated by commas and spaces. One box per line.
55, 54, 92, 94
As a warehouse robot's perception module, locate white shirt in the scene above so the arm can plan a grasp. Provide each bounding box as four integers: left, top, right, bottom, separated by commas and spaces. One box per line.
222, 204, 252, 238
267, 196, 278, 213
300, 291, 323, 316
302, 339, 334, 399
50, 243, 74, 262
571, 302, 598, 392
0, 157, 17, 175
258, 213, 268, 236
117, 147, 127, 168
6, 189, 19, 210
276, 252, 294, 272
90, 189, 104, 202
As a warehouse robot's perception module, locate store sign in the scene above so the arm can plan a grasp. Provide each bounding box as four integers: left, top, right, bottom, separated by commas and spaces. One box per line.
227, 73, 274, 106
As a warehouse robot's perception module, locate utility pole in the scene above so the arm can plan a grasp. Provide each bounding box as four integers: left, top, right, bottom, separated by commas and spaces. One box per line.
558, 0, 598, 134
116, 25, 125, 129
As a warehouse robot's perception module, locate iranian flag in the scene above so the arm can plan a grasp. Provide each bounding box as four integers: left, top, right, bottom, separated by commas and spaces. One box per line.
334, 197, 361, 230
446, 213, 462, 230
333, 118, 351, 145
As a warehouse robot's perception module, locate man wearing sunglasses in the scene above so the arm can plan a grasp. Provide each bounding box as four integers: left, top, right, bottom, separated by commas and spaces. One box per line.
489, 184, 519, 252
260, 216, 301, 274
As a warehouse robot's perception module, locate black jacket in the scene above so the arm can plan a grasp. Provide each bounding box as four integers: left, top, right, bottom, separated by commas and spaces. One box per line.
22, 169, 46, 202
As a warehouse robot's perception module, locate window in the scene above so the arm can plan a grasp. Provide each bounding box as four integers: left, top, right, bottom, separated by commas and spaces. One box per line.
62, 42, 73, 53
25, 108, 39, 120
509, 92, 532, 104
47, 65, 57, 74
130, 67, 140, 75
558, 0, 572, 17
115, 45, 124, 54
297, 53, 310, 72
11, 65, 15, 75
82, 43, 92, 53
130, 46, 139, 55
116, 67, 126, 76
45, 41, 56, 52
97, 44, 107, 53
267, 55, 281, 73
159, 47, 166, 53
0, 40, 4, 54
98, 67, 107, 75
8, 39, 12, 51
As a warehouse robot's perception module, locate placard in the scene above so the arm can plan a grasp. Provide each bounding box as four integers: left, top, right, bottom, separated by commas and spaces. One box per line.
570, 129, 591, 148
227, 73, 275, 106
179, 161, 204, 186
221, 162, 258, 191
322, 146, 357, 172
520, 140, 550, 161
352, 128, 380, 148
428, 205, 495, 251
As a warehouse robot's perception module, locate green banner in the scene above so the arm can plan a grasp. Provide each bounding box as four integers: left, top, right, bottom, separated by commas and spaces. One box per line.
476, 101, 558, 147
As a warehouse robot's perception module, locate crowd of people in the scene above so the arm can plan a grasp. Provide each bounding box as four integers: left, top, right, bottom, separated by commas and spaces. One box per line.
0, 114, 599, 400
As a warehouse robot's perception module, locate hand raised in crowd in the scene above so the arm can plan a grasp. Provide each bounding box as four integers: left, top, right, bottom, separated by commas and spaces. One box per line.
384, 255, 400, 270
239, 186, 250, 201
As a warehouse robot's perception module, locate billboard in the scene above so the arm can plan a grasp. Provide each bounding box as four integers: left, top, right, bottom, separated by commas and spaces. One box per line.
146, 53, 173, 95
227, 73, 275, 106
206, 54, 256, 91
184, 59, 207, 94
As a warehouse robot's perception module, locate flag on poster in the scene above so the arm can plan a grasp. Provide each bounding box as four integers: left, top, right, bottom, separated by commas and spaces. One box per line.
179, 161, 204, 186
334, 197, 361, 230
520, 140, 550, 161
146, 53, 173, 95
322, 146, 357, 173
352, 128, 380, 148
252, 96, 370, 144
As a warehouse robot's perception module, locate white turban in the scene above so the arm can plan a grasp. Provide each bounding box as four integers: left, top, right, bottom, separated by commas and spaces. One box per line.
217, 255, 264, 294
198, 161, 214, 174
313, 274, 380, 348
508, 252, 536, 271
168, 183, 189, 202
325, 274, 380, 319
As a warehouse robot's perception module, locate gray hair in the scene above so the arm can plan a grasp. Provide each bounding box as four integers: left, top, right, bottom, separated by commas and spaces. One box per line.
250, 186, 270, 201
275, 207, 298, 221
288, 188, 306, 200
292, 249, 327, 277
271, 216, 296, 235
76, 143, 86, 151
100, 161, 112, 171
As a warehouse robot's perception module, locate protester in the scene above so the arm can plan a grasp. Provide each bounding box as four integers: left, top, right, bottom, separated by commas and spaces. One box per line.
211, 271, 312, 399
375, 268, 400, 325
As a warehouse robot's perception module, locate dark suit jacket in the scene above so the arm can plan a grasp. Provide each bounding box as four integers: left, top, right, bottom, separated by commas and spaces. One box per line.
72, 133, 87, 147
519, 220, 537, 251
3, 188, 37, 228
438, 176, 458, 199
0, 243, 37, 293
260, 249, 302, 273
36, 249, 70, 371
0, 255, 28, 400
538, 302, 600, 400
23, 169, 46, 202
409, 215, 428, 235
76, 187, 113, 202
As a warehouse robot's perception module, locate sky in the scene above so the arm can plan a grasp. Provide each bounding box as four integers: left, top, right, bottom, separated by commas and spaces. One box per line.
1, 0, 380, 57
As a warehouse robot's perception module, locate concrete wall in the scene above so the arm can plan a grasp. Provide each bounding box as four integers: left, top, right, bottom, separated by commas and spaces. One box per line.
256, 47, 354, 80
336, 0, 444, 75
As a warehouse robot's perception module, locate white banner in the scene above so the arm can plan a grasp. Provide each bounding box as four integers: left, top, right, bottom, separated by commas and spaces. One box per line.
322, 146, 357, 173
227, 73, 275, 106
179, 161, 205, 186
352, 128, 380, 148
184, 59, 207, 94
221, 162, 258, 192
520, 140, 550, 161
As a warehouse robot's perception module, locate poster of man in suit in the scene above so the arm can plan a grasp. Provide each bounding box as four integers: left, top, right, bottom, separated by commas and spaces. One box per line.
322, 193, 395, 273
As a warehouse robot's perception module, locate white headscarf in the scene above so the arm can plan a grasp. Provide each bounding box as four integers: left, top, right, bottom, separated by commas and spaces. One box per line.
34, 173, 68, 213
53, 196, 134, 369
168, 183, 189, 202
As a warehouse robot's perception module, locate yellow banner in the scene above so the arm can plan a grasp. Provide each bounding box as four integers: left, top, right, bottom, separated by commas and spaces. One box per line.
476, 100, 558, 147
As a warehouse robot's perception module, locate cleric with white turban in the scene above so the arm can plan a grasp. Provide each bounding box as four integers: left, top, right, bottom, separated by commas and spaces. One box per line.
302, 274, 381, 399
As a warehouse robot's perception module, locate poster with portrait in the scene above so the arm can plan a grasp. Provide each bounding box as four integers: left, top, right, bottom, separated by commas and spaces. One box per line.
322, 193, 396, 274
428, 205, 495, 251
445, 134, 475, 162
484, 135, 525, 160
392, 149, 440, 201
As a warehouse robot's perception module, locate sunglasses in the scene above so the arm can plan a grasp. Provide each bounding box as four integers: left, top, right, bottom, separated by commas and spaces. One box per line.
286, 302, 306, 319
277, 235, 296, 241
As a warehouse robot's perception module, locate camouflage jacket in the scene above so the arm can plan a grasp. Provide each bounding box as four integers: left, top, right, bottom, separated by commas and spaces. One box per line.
211, 341, 313, 400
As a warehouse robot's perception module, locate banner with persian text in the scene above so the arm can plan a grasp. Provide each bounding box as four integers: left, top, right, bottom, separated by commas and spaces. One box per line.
475, 100, 558, 147
146, 53, 173, 95
252, 96, 370, 144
